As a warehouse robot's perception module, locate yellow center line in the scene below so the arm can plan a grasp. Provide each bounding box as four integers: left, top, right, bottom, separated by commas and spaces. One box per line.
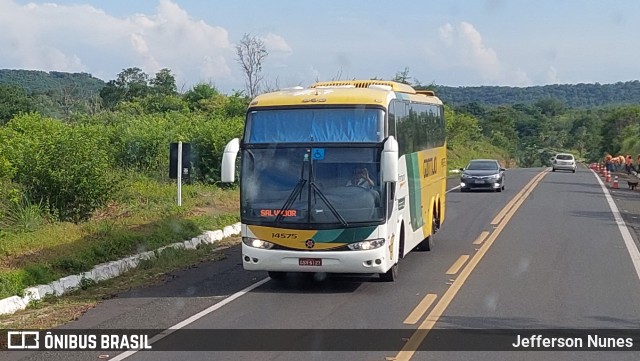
489, 169, 548, 225
392, 170, 548, 361
445, 255, 470, 275
403, 294, 438, 325
472, 231, 490, 245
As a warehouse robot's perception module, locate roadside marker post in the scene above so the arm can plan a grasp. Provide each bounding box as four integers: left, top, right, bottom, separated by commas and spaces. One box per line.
177, 141, 182, 206
169, 142, 191, 207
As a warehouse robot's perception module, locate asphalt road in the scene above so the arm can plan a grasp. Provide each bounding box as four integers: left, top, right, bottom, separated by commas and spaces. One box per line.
6, 166, 640, 361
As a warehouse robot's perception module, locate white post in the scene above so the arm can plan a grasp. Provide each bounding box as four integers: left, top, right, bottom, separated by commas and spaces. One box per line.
177, 141, 182, 206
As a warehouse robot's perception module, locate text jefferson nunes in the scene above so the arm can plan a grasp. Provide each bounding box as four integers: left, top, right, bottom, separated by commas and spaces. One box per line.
512, 334, 633, 348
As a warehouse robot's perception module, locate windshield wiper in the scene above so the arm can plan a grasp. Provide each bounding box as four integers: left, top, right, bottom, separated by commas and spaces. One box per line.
275, 154, 308, 225
308, 154, 348, 227
274, 178, 307, 225
273, 149, 348, 227
310, 182, 348, 227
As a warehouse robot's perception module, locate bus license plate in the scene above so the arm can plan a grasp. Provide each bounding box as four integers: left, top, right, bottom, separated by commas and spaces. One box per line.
299, 258, 322, 266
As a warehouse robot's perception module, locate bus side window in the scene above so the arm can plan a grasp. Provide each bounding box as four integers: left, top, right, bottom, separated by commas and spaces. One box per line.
388, 102, 396, 138
392, 99, 410, 154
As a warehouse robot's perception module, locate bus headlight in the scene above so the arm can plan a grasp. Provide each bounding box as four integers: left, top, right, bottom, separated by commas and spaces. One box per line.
348, 238, 385, 251
243, 237, 275, 249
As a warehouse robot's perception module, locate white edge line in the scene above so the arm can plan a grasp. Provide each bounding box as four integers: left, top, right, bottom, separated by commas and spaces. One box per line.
110, 277, 271, 360
446, 185, 461, 193
592, 170, 640, 280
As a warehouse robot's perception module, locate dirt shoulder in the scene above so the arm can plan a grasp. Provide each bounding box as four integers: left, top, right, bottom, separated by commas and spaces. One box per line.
601, 170, 640, 242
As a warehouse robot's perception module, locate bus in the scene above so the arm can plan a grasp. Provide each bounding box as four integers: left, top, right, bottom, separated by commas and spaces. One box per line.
221, 80, 447, 281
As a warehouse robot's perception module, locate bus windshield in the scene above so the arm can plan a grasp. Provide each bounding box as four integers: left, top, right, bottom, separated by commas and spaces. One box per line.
245, 108, 384, 143
240, 146, 385, 227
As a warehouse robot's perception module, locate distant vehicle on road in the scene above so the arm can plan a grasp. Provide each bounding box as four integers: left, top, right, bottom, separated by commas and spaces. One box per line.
552, 153, 577, 173
460, 159, 506, 192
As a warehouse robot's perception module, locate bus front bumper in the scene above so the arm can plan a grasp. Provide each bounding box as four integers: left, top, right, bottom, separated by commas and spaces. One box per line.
241, 243, 390, 274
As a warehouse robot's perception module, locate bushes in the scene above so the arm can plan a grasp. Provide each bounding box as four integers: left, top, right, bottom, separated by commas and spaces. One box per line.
0, 110, 244, 224
182, 114, 245, 183
109, 113, 174, 175
107, 112, 244, 182
0, 113, 119, 222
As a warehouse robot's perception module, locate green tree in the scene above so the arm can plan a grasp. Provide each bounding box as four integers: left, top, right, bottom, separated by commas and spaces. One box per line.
454, 102, 486, 119
99, 67, 150, 109
99, 80, 125, 110
184, 83, 220, 110
534, 98, 566, 117
150, 68, 177, 96
480, 106, 518, 156
139, 95, 188, 114
445, 106, 481, 149
0, 85, 33, 125
225, 90, 250, 118
600, 106, 640, 156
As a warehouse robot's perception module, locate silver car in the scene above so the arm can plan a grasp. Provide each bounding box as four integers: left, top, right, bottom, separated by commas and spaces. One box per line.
552, 153, 576, 173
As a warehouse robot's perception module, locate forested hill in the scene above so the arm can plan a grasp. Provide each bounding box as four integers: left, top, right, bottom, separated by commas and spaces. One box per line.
0, 69, 105, 96
432, 80, 640, 108
3, 69, 640, 109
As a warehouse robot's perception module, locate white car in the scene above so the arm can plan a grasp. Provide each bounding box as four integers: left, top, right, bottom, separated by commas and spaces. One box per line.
552, 153, 576, 173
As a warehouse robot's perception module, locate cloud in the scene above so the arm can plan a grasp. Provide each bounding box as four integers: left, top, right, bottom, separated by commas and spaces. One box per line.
260, 32, 293, 73
546, 66, 559, 84
0, 0, 233, 87
428, 21, 530, 86
440, 21, 501, 79
261, 33, 292, 55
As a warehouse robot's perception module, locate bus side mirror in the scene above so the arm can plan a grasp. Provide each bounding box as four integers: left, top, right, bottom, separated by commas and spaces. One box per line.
382, 136, 398, 183
221, 138, 240, 182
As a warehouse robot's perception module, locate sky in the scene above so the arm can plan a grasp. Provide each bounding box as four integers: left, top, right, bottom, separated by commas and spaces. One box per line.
1, 0, 639, 93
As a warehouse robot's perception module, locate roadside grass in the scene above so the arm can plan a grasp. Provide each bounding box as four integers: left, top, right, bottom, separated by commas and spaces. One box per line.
0, 175, 239, 300
0, 238, 239, 330
447, 142, 512, 171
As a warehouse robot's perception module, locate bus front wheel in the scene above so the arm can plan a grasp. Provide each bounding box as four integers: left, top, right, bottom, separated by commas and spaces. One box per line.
379, 263, 399, 282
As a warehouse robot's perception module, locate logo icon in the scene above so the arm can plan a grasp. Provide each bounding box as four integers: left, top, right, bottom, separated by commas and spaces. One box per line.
305, 239, 315, 249
312, 148, 325, 160
7, 331, 40, 349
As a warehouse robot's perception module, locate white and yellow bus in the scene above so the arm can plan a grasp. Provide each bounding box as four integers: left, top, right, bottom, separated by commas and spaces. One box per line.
221, 80, 446, 281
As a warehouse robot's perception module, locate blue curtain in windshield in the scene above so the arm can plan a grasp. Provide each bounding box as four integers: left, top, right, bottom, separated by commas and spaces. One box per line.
247, 108, 380, 143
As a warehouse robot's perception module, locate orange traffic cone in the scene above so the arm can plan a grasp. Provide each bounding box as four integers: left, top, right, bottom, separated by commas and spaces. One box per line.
613, 176, 619, 189
606, 171, 611, 183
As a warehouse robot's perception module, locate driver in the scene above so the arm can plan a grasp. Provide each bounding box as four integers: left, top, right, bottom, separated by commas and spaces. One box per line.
347, 167, 375, 189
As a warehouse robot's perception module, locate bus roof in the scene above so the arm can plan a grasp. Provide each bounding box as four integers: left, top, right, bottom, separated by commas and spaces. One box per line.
310, 80, 417, 93
249, 80, 442, 108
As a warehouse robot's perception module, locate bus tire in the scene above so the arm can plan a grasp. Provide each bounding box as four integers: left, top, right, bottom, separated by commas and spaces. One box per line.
379, 263, 398, 282
268, 271, 286, 280
417, 217, 436, 251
